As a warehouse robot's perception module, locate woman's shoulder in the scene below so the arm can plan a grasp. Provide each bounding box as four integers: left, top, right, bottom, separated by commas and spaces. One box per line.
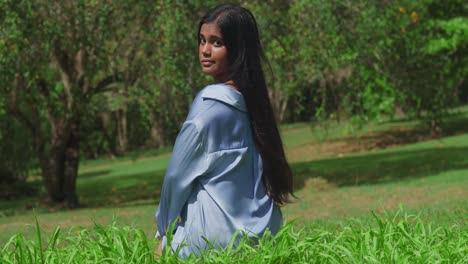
189, 84, 247, 119
187, 84, 249, 132
197, 84, 246, 112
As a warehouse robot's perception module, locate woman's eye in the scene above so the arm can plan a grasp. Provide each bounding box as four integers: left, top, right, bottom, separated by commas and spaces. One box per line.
199, 38, 206, 44
213, 40, 223, 46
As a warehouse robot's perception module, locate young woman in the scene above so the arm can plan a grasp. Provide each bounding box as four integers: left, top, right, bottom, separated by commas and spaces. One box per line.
155, 3, 293, 258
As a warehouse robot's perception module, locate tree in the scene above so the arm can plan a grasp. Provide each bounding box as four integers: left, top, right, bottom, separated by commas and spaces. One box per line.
285, 0, 465, 131
425, 15, 468, 105
0, 0, 156, 208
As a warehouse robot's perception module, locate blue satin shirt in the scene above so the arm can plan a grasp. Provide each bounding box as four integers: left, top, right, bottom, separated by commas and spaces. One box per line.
155, 83, 283, 257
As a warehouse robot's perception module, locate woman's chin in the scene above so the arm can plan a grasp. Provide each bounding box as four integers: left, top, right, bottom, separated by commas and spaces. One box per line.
202, 68, 215, 76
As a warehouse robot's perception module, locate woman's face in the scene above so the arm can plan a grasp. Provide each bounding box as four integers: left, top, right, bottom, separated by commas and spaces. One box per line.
199, 23, 229, 82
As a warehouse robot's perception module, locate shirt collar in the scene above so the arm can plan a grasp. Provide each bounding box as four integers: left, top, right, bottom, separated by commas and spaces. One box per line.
200, 84, 247, 112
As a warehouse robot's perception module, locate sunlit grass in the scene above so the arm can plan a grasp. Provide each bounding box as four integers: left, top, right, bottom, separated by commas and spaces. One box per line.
1, 209, 466, 263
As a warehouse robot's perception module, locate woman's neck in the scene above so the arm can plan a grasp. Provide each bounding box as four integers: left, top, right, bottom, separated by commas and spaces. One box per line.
223, 80, 239, 92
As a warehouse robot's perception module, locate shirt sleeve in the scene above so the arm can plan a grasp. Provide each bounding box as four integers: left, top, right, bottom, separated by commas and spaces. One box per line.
155, 121, 206, 237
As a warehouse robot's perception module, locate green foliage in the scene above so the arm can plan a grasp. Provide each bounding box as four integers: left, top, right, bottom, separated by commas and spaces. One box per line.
386, 0, 467, 129
426, 17, 468, 54
284, 0, 398, 123
1, 210, 466, 263
0, 115, 36, 185
277, 0, 467, 130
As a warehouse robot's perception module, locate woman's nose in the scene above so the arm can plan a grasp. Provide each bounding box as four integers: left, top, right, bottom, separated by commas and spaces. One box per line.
201, 43, 210, 56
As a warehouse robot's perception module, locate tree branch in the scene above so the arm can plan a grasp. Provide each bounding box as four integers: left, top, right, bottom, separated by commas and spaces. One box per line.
53, 47, 74, 112
89, 73, 126, 95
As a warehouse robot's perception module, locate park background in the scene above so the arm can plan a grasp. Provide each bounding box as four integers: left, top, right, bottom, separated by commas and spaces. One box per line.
0, 0, 467, 262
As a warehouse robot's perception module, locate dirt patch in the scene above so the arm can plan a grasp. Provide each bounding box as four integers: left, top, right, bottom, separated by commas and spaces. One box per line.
287, 127, 443, 162
351, 127, 439, 150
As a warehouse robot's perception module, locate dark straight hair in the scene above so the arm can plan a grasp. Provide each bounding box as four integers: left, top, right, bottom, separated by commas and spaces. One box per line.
198, 4, 294, 205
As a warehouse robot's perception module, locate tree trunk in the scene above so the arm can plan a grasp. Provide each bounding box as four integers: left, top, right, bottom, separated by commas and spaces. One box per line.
39, 152, 65, 202
115, 109, 128, 155
63, 120, 80, 208
37, 120, 80, 208
269, 89, 288, 123
100, 112, 117, 157
37, 127, 66, 203
147, 109, 164, 148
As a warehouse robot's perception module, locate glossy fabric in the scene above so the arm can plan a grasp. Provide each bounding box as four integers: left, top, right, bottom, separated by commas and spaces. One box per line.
155, 84, 282, 258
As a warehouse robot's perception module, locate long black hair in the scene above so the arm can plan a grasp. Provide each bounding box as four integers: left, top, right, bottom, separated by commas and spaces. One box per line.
199, 4, 293, 205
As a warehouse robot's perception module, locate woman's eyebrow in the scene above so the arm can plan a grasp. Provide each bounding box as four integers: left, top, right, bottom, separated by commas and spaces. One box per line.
208, 35, 223, 41
199, 33, 223, 40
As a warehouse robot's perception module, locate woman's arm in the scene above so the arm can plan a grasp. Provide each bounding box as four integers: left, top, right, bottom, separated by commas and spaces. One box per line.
155, 121, 206, 237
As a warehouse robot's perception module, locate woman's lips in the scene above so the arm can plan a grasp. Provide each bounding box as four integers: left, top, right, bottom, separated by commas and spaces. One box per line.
201, 60, 214, 67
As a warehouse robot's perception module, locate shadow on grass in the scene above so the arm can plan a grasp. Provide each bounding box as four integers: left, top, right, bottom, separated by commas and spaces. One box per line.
80, 146, 468, 208
2, 142, 467, 215
79, 170, 112, 179
0, 168, 169, 214
76, 170, 166, 208
292, 147, 468, 191
330, 112, 468, 152
440, 113, 468, 135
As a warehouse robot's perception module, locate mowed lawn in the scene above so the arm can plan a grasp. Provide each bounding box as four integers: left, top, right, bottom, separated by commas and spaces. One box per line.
0, 109, 467, 246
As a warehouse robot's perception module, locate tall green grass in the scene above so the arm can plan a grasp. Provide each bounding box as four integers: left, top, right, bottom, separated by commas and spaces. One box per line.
2, 209, 466, 263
